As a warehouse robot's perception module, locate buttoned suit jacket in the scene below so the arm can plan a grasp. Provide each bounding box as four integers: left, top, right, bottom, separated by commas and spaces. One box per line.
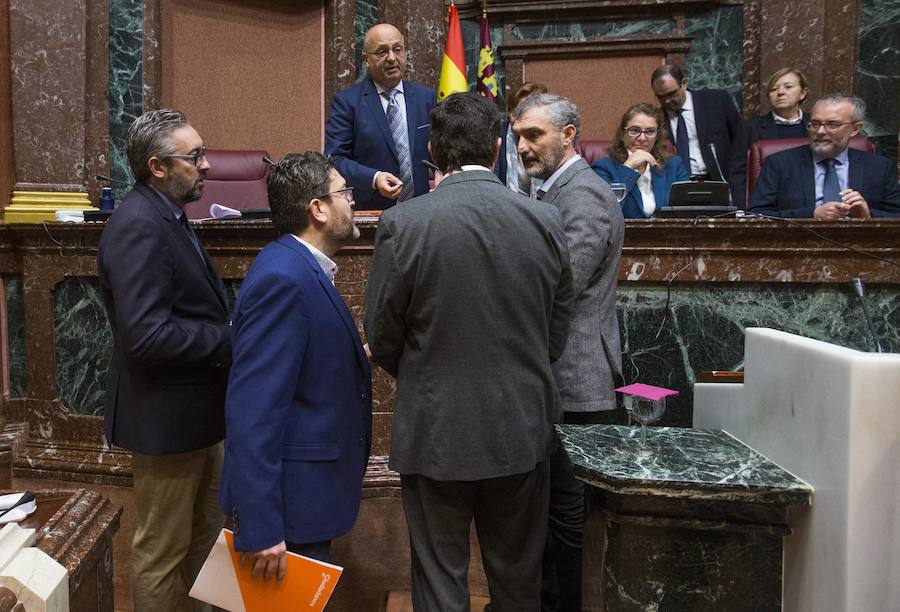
541, 157, 624, 413
324, 78, 436, 210
220, 234, 372, 551
97, 182, 232, 455
665, 89, 743, 206
748, 144, 900, 218
364, 170, 574, 481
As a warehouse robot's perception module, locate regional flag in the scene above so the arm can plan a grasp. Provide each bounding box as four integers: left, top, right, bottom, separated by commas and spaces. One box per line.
438, 3, 467, 101
477, 11, 498, 102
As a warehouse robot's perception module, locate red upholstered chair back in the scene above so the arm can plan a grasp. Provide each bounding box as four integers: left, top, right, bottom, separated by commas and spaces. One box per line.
746, 136, 875, 204
183, 149, 270, 220
577, 140, 612, 165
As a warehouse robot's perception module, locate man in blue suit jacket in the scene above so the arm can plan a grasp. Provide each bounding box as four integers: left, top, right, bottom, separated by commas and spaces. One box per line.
325, 23, 436, 210
221, 152, 372, 578
749, 94, 900, 218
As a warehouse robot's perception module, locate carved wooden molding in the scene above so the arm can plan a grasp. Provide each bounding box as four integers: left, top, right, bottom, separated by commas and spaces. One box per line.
498, 36, 694, 62
454, 0, 732, 22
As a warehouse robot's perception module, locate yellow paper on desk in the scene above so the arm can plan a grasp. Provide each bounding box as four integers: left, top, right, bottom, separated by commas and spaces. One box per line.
189, 528, 342, 611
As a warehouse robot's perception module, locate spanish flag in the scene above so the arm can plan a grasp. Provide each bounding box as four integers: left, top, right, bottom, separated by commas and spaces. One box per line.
477, 9, 498, 103
438, 3, 467, 101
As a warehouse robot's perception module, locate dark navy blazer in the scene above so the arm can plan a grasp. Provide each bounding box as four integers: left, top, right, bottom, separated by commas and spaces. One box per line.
592, 156, 689, 219
748, 145, 900, 218
220, 234, 372, 551
325, 78, 436, 210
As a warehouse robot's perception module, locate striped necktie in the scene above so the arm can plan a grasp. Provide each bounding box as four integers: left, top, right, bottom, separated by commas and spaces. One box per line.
383, 89, 414, 201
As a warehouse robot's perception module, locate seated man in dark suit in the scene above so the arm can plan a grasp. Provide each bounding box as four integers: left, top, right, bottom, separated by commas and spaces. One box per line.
748, 94, 900, 218
651, 64, 743, 206
324, 23, 436, 210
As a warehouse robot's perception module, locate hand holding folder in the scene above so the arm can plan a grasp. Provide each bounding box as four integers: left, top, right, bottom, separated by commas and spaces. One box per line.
190, 529, 343, 611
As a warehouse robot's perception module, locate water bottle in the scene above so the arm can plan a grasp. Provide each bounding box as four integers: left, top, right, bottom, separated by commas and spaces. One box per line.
99, 186, 115, 211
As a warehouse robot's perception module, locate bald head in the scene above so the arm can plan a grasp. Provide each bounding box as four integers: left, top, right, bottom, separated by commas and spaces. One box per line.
363, 24, 407, 89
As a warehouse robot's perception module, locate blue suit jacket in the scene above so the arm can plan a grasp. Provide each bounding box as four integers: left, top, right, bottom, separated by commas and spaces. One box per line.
325, 78, 436, 210
592, 156, 689, 218
220, 235, 372, 551
748, 145, 900, 218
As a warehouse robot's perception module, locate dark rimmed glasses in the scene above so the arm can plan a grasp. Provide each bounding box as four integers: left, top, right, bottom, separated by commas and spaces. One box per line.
167, 147, 208, 167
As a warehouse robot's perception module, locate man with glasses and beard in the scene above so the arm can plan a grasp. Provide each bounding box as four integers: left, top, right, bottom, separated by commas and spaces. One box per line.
512, 93, 625, 612
749, 94, 900, 218
98, 109, 231, 611
325, 23, 436, 210
220, 152, 371, 580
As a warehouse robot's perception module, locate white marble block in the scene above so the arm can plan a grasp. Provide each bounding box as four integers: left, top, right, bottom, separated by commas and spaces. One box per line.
0, 524, 68, 611
694, 327, 900, 612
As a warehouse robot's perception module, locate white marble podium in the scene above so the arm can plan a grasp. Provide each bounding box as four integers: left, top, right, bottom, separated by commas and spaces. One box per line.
694, 328, 900, 612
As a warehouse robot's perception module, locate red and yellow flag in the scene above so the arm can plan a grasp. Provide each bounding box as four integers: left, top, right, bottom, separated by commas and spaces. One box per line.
477, 9, 498, 102
438, 3, 467, 101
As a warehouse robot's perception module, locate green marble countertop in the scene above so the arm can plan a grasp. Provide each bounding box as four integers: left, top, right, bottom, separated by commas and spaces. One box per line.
557, 424, 813, 506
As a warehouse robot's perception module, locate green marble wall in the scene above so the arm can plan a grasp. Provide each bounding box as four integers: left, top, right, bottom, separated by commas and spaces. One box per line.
857, 0, 899, 164
354, 0, 380, 82
5, 276, 26, 398
620, 282, 900, 428
54, 278, 112, 415
108, 0, 144, 200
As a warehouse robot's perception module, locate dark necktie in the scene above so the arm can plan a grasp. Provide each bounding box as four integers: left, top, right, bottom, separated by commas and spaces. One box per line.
675, 110, 691, 174
383, 89, 414, 201
821, 159, 841, 204
179, 214, 205, 261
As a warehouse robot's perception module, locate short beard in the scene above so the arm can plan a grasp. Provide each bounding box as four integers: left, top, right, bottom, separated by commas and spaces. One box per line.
524, 140, 566, 181
163, 172, 203, 205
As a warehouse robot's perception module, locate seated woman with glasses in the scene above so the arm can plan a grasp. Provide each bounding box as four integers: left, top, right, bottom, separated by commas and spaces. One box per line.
593, 103, 689, 219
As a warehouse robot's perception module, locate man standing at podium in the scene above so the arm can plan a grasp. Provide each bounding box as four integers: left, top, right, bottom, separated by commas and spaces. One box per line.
365, 92, 573, 610
513, 93, 624, 612
325, 23, 436, 210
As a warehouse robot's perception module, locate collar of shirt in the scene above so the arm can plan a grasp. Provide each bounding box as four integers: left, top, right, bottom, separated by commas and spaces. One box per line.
292, 235, 338, 284
374, 80, 405, 97
773, 109, 803, 125
150, 184, 184, 221
813, 145, 850, 166
680, 90, 694, 115
375, 80, 405, 114
444, 164, 493, 178
538, 153, 581, 196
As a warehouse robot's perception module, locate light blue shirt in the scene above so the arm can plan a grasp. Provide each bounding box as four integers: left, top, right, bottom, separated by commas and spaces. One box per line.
372, 81, 408, 188
814, 147, 850, 206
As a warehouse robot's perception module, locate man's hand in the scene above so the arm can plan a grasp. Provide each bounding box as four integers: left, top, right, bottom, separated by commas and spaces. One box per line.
842, 189, 871, 218
813, 202, 851, 219
241, 540, 287, 582
375, 172, 404, 199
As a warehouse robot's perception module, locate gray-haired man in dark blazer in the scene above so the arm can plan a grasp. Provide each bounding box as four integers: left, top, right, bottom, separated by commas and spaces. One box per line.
365, 92, 574, 611
513, 93, 625, 612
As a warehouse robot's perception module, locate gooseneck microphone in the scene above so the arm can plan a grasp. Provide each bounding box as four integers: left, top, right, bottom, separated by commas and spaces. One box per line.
96, 174, 130, 185
708, 143, 733, 206
850, 278, 883, 353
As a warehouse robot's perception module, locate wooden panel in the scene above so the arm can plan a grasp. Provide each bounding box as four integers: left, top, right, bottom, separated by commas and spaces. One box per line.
524, 55, 665, 141
0, 1, 13, 207
160, 0, 323, 157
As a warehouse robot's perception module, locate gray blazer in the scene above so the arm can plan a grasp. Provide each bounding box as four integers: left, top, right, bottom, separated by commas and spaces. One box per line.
539, 156, 624, 413
364, 170, 574, 481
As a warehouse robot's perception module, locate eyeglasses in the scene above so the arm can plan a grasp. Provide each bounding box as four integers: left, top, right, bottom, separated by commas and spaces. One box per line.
366, 45, 406, 60
316, 186, 355, 206
806, 121, 856, 132
625, 127, 658, 138
167, 147, 208, 167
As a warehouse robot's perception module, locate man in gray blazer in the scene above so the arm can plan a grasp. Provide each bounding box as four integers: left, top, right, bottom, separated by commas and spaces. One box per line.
513, 93, 625, 612
365, 92, 574, 611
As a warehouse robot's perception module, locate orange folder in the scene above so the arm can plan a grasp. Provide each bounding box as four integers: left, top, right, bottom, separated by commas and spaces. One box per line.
190, 528, 343, 611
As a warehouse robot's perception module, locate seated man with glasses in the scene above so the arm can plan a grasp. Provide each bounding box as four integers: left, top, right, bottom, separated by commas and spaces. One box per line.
749, 94, 900, 218
324, 23, 436, 210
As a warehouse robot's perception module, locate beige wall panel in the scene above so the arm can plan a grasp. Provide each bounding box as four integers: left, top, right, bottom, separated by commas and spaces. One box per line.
161, 0, 322, 158
525, 55, 665, 142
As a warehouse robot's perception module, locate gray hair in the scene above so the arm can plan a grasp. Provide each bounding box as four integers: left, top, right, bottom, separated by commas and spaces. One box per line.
267, 152, 334, 236
512, 93, 582, 142
126, 109, 189, 182
814, 94, 866, 122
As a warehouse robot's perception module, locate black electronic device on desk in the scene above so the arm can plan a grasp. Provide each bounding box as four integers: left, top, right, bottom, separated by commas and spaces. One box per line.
655, 181, 737, 219
238, 208, 271, 219
84, 210, 114, 222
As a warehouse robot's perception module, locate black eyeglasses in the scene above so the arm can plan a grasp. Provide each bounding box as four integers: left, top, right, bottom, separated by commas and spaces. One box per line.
806, 121, 856, 132
625, 127, 658, 138
366, 45, 406, 60
167, 147, 208, 167
315, 186, 355, 206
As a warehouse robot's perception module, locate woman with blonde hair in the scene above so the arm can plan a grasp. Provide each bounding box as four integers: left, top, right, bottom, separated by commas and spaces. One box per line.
593, 102, 689, 218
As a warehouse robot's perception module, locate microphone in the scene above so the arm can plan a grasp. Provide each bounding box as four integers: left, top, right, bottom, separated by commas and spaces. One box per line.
95, 174, 129, 185
850, 278, 883, 353
707, 143, 733, 206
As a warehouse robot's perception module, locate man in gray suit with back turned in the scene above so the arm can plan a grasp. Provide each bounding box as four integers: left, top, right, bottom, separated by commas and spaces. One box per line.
365, 92, 574, 611
513, 93, 625, 612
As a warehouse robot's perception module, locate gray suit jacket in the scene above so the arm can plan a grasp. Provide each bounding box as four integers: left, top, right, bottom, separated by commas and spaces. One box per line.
540, 156, 624, 413
364, 170, 574, 481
